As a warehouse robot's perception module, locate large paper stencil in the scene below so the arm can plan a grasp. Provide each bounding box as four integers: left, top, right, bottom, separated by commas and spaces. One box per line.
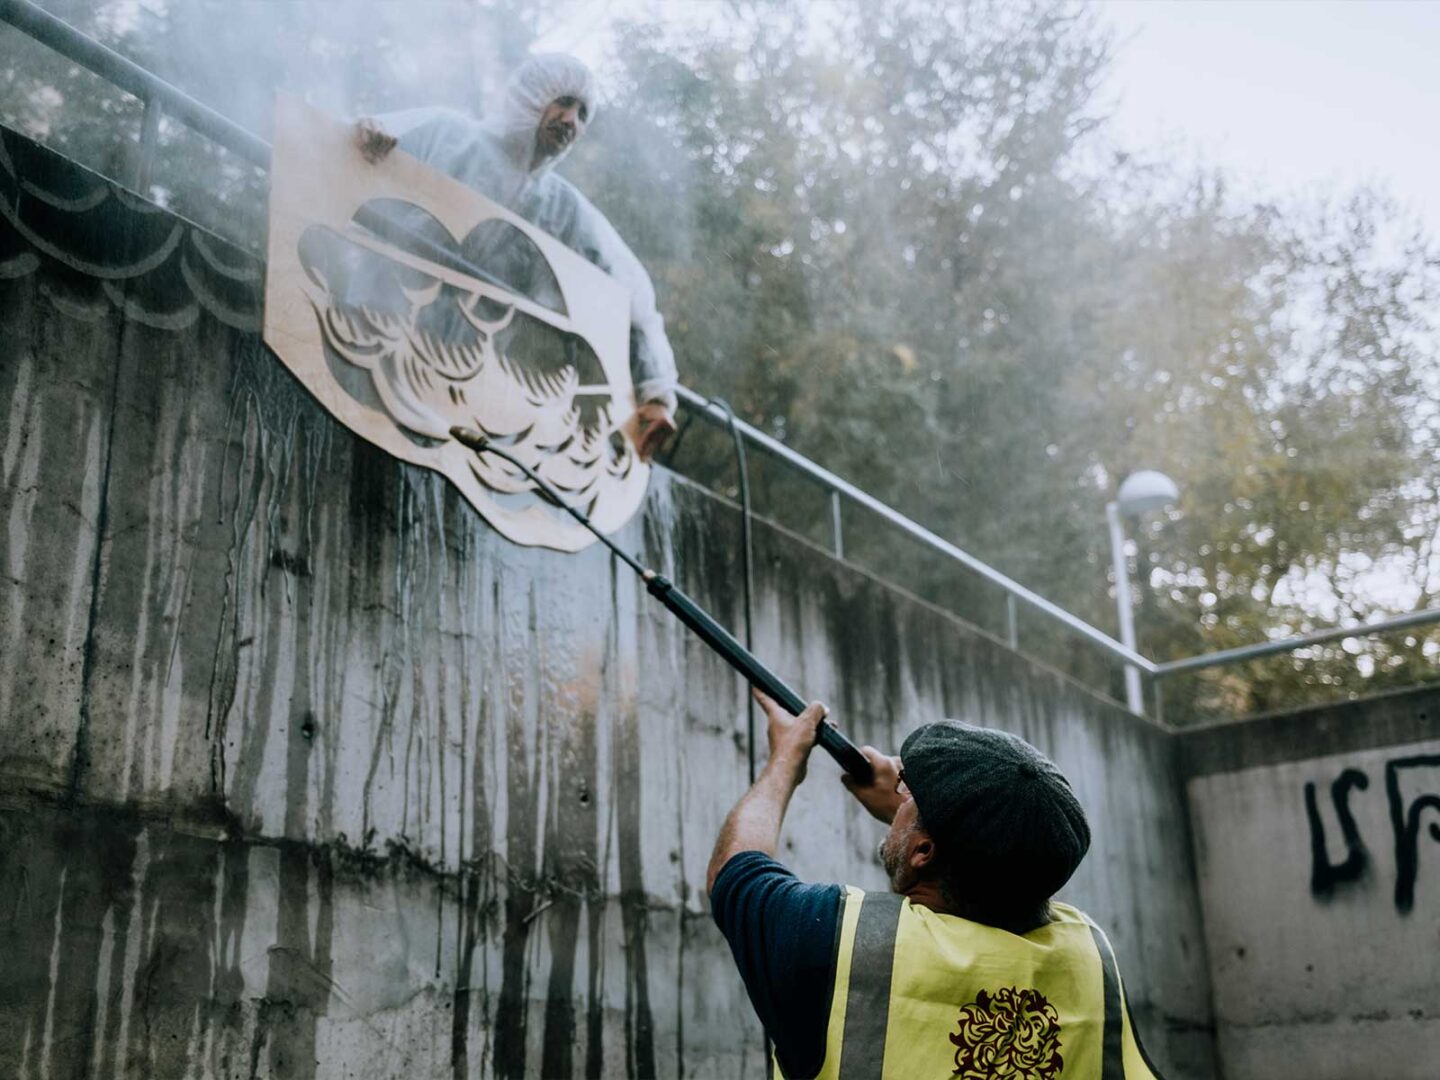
264, 95, 647, 552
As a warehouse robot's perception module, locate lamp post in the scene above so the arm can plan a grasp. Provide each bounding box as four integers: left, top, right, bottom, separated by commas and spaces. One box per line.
1106, 470, 1179, 714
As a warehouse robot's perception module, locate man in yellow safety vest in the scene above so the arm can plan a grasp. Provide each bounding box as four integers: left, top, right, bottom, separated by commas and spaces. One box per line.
707, 691, 1163, 1079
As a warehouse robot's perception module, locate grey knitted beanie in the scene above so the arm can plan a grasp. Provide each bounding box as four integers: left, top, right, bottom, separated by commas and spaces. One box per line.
899, 720, 1091, 902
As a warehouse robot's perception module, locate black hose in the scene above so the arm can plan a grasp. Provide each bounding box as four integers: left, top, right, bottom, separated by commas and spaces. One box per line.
712, 398, 757, 785
710, 396, 769, 1080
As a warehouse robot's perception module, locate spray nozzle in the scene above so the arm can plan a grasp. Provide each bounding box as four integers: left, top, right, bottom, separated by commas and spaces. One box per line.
450, 426, 489, 452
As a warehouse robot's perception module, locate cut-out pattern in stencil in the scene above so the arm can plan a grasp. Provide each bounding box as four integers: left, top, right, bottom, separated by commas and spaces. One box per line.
264, 95, 647, 552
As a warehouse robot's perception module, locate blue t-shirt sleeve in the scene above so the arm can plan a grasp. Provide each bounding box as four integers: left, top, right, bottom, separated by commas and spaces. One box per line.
710, 851, 844, 1079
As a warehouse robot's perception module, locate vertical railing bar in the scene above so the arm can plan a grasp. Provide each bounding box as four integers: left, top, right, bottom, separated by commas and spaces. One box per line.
131, 94, 161, 194
830, 489, 844, 558
1006, 593, 1019, 651
1152, 677, 1165, 725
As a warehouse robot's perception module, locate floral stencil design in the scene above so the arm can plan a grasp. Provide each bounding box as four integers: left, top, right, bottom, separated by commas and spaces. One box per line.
948, 987, 1063, 1079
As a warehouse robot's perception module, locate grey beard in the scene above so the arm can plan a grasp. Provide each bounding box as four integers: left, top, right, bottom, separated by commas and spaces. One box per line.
879, 833, 903, 886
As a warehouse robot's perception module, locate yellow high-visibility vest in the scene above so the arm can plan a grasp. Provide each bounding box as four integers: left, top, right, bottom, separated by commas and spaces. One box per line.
791, 888, 1161, 1079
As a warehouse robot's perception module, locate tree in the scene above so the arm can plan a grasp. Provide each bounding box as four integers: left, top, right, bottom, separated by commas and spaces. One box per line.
3, 0, 1434, 720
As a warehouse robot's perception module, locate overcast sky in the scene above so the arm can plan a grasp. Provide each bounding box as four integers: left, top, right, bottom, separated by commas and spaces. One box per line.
1097, 0, 1440, 236
537, 1, 1440, 235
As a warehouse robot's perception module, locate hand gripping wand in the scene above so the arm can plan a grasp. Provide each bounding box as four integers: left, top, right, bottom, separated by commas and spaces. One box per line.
451, 426, 875, 783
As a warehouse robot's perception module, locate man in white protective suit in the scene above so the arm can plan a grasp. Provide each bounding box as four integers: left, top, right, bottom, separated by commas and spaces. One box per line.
353, 53, 679, 460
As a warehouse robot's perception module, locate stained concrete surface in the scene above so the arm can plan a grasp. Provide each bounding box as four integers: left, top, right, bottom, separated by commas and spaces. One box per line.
1182, 687, 1440, 1080
1, 125, 1217, 1077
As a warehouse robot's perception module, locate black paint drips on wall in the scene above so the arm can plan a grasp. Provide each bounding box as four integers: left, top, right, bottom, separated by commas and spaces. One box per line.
0, 124, 1219, 1080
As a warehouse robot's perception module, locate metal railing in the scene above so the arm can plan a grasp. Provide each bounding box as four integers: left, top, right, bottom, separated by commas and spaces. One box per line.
677, 391, 1440, 712
676, 388, 1153, 669
1153, 607, 1440, 677
4, 0, 1438, 717
1145, 607, 1440, 723
0, 0, 270, 181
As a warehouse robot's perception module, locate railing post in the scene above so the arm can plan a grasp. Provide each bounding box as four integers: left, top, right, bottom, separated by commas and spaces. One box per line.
131, 95, 162, 194
1006, 593, 1019, 651
0, 0, 271, 169
830, 489, 844, 558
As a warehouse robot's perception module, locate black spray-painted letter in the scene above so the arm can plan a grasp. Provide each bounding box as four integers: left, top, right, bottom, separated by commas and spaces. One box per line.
1385, 754, 1440, 914
1304, 768, 1369, 899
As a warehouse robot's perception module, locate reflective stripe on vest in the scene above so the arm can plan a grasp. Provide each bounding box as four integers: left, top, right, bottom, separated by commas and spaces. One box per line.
837, 892, 904, 1079
795, 889, 1162, 1080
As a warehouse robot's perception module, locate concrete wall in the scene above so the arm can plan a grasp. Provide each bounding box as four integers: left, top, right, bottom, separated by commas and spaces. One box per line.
1180, 686, 1440, 1079
0, 127, 1216, 1077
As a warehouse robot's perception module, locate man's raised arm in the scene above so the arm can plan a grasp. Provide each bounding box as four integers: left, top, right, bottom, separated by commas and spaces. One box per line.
705, 691, 824, 895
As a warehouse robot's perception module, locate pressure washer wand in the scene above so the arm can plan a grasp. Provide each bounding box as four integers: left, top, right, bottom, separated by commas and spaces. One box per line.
451, 426, 874, 783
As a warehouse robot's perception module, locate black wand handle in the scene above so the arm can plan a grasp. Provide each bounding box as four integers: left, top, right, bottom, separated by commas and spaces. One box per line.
646, 574, 874, 783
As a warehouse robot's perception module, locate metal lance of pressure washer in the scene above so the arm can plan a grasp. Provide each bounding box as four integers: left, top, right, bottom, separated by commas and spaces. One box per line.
451, 425, 875, 783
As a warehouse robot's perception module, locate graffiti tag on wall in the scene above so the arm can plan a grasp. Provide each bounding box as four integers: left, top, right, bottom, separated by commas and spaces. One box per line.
1305, 753, 1440, 913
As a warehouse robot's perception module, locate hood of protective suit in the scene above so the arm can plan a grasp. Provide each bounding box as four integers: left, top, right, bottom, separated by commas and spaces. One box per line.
482, 53, 598, 175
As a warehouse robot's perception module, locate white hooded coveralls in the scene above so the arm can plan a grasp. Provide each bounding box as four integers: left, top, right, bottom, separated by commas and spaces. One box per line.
377, 54, 679, 411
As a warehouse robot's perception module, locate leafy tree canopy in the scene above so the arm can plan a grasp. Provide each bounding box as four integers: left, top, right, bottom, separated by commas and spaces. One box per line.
3, 0, 1435, 720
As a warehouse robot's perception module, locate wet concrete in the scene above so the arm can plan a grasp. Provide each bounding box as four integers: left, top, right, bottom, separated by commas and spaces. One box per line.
1, 126, 1216, 1077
